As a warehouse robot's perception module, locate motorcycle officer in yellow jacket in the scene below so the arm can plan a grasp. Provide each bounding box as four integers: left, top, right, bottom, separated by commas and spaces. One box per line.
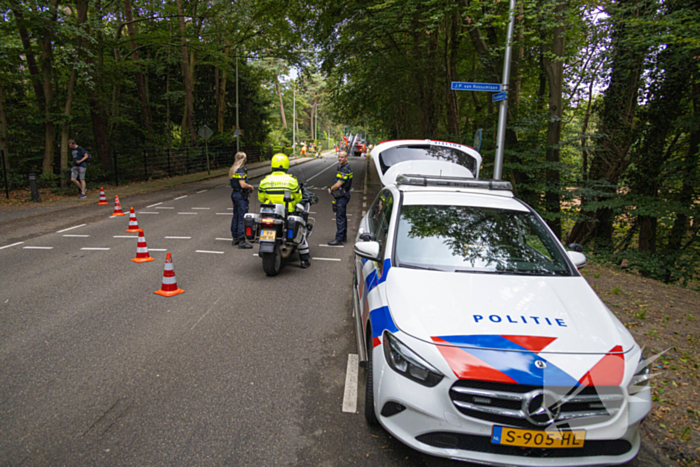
258, 154, 311, 269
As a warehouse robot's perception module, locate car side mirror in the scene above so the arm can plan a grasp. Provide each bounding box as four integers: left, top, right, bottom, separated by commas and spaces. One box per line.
568, 243, 583, 253
567, 251, 587, 269
354, 241, 381, 262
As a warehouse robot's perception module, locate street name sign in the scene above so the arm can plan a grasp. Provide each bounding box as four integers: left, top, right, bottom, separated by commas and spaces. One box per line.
492, 91, 507, 103
451, 82, 502, 92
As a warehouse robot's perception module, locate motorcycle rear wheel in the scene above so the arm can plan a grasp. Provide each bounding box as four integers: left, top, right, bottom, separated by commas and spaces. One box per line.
262, 245, 282, 276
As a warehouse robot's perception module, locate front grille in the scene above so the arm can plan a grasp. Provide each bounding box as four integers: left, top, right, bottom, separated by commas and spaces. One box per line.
449, 380, 624, 429
416, 432, 632, 458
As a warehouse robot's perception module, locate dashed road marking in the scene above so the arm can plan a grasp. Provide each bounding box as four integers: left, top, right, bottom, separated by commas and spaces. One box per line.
174, 195, 188, 200
191, 207, 210, 210
216, 213, 233, 216
156, 207, 174, 210
196, 250, 224, 255
0, 241, 24, 250
178, 212, 198, 215
362, 211, 366, 216
362, 202, 367, 208
196, 190, 208, 193
146, 202, 163, 208
138, 212, 159, 214
57, 224, 87, 233
165, 236, 191, 239
312, 257, 341, 261
149, 249, 167, 252
113, 235, 138, 238
306, 163, 337, 182
216, 238, 234, 241
80, 247, 110, 251
63, 234, 89, 238
319, 244, 344, 248
227, 208, 233, 210
342, 354, 359, 413
23, 246, 53, 250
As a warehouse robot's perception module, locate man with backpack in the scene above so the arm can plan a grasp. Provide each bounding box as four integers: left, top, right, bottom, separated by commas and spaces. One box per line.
69, 139, 90, 198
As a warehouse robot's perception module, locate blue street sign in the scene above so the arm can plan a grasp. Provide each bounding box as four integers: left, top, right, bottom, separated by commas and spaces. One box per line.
451, 82, 502, 92
492, 91, 507, 103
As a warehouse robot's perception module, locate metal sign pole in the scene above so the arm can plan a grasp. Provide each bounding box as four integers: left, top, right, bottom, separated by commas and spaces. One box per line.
493, 0, 517, 181
1, 149, 9, 199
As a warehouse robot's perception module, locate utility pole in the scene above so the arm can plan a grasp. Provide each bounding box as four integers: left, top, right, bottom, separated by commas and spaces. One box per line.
493, 0, 516, 181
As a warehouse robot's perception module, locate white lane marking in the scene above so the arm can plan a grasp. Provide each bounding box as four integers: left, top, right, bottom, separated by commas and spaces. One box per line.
253, 253, 259, 256
56, 224, 87, 233
113, 235, 137, 238
306, 162, 337, 182
164, 236, 191, 239
309, 211, 317, 214
362, 202, 367, 208
191, 207, 210, 210
174, 195, 188, 200
321, 186, 327, 190
63, 234, 89, 238
191, 298, 221, 331
80, 247, 110, 251
227, 208, 233, 210
319, 244, 344, 248
312, 257, 341, 261
0, 241, 24, 250
362, 211, 366, 216
149, 249, 167, 252
342, 354, 359, 413
146, 202, 163, 208
216, 238, 234, 241
156, 207, 174, 209
347, 214, 353, 216
196, 190, 208, 193
196, 250, 224, 255
332, 219, 351, 222
178, 212, 198, 215
23, 246, 54, 250
138, 212, 159, 214
216, 213, 233, 216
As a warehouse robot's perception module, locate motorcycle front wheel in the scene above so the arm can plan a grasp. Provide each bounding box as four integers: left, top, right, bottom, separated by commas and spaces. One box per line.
262, 244, 282, 276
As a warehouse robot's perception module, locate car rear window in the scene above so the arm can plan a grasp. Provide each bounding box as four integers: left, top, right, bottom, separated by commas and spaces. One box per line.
378, 145, 477, 175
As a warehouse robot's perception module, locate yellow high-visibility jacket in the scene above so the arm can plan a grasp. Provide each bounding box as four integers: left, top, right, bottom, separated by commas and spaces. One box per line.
258, 171, 302, 212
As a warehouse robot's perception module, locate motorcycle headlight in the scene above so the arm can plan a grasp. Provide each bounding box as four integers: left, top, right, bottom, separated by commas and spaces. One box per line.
628, 351, 650, 395
383, 331, 443, 387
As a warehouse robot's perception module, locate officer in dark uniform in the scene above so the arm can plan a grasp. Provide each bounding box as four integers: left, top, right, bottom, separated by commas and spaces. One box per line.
229, 152, 254, 249
328, 150, 352, 245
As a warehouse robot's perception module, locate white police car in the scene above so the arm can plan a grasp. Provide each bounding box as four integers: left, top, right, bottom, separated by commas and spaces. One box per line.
352, 157, 652, 465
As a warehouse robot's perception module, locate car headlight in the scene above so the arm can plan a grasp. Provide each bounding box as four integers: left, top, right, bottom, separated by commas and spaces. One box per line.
628, 351, 650, 395
383, 331, 443, 387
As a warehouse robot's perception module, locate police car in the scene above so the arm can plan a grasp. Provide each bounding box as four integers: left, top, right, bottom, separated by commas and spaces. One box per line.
352, 143, 651, 465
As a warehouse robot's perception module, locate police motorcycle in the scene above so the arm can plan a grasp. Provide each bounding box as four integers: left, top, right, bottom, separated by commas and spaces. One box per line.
244, 184, 318, 276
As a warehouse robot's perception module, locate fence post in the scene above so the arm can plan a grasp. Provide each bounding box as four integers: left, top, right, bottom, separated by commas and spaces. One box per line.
1, 149, 8, 199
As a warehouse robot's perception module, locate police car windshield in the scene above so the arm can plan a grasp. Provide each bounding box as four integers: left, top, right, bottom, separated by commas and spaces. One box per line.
395, 205, 572, 276
379, 145, 477, 175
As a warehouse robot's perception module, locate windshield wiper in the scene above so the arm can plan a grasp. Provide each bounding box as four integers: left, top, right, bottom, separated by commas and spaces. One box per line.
399, 263, 444, 271
455, 269, 515, 274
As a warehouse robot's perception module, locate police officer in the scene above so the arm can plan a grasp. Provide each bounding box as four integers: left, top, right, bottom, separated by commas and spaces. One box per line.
258, 154, 311, 269
328, 150, 352, 245
229, 152, 254, 249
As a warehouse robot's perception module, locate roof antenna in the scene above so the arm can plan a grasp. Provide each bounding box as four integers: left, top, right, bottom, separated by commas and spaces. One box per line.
440, 170, 442, 178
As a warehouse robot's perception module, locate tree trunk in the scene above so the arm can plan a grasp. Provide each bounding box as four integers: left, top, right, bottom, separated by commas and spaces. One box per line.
276, 76, 286, 128
60, 68, 78, 188
541, 0, 567, 239
123, 0, 152, 134
0, 82, 8, 171
40, 0, 59, 175
217, 46, 230, 134
10, 5, 44, 109
445, 11, 460, 139
175, 0, 197, 144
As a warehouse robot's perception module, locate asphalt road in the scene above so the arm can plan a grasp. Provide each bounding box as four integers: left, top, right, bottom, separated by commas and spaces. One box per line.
0, 153, 670, 466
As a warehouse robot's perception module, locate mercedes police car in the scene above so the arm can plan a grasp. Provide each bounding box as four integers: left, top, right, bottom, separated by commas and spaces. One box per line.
352, 141, 651, 465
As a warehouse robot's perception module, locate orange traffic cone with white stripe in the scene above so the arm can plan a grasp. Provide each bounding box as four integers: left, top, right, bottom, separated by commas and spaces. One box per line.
131, 228, 155, 263
154, 252, 184, 297
124, 207, 140, 232
98, 187, 109, 205
111, 195, 125, 217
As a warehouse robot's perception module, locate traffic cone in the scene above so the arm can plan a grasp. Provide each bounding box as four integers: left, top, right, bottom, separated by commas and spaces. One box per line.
124, 207, 140, 233
111, 195, 125, 217
97, 187, 109, 205
131, 228, 155, 263
154, 252, 184, 297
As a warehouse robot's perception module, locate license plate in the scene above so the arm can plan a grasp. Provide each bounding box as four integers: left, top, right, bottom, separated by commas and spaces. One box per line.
260, 229, 276, 241
491, 426, 585, 448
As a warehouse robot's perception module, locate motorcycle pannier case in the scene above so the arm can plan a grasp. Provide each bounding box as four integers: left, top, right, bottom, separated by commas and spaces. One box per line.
244, 213, 260, 240
287, 215, 305, 244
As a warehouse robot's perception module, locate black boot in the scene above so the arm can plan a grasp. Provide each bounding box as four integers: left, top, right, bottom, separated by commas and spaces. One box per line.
300, 255, 311, 269
238, 239, 253, 249
328, 239, 343, 246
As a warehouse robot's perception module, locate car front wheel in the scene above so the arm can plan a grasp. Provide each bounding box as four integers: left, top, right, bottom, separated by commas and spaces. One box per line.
364, 333, 379, 425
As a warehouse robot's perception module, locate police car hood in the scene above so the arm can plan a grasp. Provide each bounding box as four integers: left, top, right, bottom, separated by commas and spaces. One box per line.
385, 268, 635, 355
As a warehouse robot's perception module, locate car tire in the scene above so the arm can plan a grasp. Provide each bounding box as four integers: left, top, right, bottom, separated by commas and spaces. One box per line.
364, 333, 379, 426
